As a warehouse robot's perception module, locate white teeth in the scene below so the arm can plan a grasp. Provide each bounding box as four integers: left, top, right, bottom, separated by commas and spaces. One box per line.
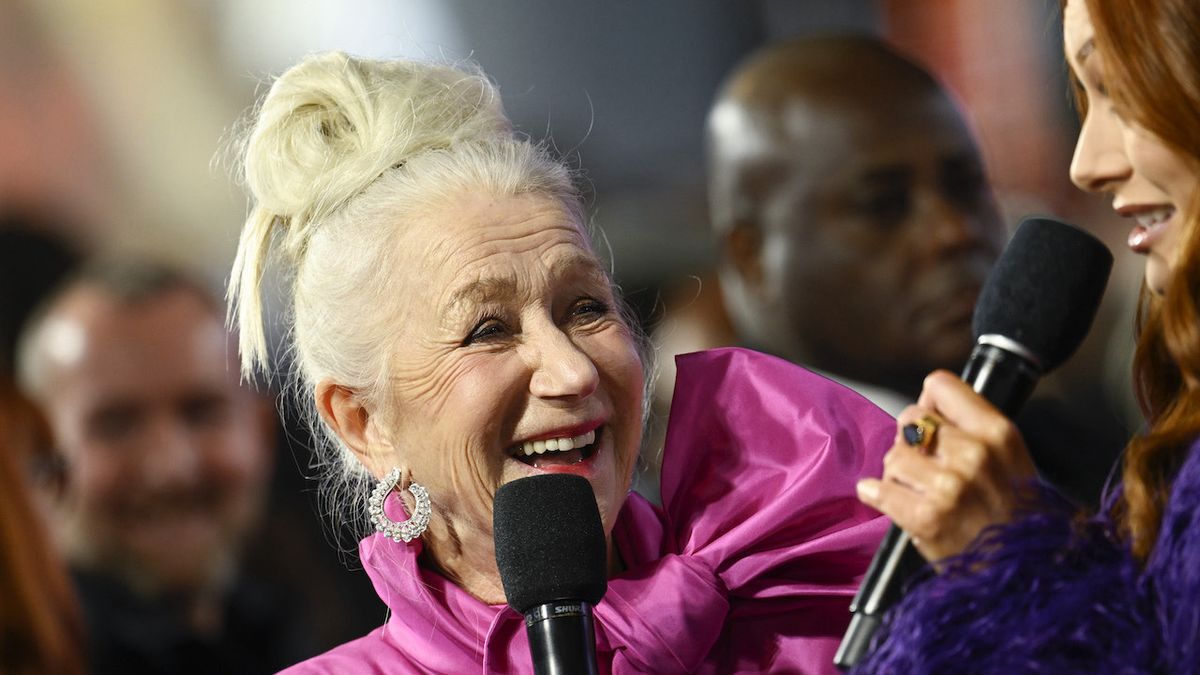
516, 429, 596, 458
1135, 208, 1173, 228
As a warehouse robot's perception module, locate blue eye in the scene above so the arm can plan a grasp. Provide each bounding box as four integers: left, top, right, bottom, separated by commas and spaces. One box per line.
463, 318, 506, 346
568, 297, 614, 324
572, 299, 609, 319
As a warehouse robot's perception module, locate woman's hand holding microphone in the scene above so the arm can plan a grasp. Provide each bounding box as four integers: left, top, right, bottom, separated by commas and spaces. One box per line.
855, 370, 1039, 563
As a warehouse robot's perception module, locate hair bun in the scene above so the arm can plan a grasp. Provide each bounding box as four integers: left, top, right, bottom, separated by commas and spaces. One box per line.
229, 52, 514, 380
242, 51, 511, 256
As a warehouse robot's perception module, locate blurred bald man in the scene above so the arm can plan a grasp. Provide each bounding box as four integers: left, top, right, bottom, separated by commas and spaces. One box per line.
18, 260, 303, 674
708, 35, 1005, 412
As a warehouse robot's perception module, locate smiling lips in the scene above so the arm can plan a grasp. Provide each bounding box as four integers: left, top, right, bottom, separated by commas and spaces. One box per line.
511, 428, 600, 468
1128, 206, 1174, 252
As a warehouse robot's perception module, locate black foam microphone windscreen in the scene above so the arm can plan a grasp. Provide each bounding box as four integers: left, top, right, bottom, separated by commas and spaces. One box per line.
494, 473, 607, 612
495, 474, 607, 675
973, 216, 1113, 370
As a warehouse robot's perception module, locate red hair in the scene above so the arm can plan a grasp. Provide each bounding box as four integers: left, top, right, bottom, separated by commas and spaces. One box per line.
1073, 0, 1200, 561
0, 379, 85, 675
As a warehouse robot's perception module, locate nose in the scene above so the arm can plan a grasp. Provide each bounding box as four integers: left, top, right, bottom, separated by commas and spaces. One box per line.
138, 416, 201, 489
526, 324, 599, 401
1070, 106, 1132, 193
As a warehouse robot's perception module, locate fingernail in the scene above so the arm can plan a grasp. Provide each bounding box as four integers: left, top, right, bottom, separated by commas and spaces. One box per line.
856, 479, 879, 502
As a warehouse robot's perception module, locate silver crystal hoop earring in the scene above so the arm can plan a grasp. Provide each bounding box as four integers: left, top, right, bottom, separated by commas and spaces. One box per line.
368, 467, 431, 542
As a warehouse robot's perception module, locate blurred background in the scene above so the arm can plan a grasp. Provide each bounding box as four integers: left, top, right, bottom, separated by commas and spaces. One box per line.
0, 0, 1142, 655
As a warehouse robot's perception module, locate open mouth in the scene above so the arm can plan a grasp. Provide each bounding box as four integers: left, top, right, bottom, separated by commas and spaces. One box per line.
510, 427, 601, 468
1128, 206, 1175, 252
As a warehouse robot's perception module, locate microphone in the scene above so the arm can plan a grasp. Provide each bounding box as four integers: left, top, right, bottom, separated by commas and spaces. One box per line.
494, 474, 607, 675
834, 217, 1113, 669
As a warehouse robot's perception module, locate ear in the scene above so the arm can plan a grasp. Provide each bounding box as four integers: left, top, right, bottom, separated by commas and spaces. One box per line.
723, 221, 765, 289
314, 380, 392, 478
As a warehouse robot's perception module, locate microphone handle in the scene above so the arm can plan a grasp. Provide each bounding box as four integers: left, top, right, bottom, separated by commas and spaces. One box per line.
961, 340, 1041, 418
525, 601, 599, 675
834, 525, 925, 667
834, 341, 1040, 669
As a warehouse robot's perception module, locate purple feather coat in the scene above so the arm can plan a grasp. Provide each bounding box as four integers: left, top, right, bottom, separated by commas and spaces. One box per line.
855, 437, 1200, 674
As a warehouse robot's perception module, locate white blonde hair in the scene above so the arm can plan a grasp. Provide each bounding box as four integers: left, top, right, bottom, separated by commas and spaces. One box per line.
227, 52, 587, 543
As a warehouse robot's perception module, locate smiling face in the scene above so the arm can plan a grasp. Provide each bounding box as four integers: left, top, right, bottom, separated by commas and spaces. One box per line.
359, 190, 644, 598
31, 287, 271, 596
1066, 0, 1199, 296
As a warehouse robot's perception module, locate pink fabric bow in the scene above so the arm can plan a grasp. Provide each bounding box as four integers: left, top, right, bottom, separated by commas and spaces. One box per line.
283, 348, 892, 674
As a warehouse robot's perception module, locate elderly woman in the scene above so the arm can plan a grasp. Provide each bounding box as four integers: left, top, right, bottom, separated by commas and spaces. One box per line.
227, 53, 891, 673
854, 0, 1200, 671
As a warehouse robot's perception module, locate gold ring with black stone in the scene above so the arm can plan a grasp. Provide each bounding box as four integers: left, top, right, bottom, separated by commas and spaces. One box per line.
901, 416, 939, 450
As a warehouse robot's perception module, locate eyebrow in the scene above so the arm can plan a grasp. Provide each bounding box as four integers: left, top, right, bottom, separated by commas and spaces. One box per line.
444, 253, 608, 314
551, 253, 609, 285
1076, 38, 1095, 64
447, 276, 518, 313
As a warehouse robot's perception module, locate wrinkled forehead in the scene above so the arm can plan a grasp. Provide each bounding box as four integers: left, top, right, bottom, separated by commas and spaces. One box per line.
444, 248, 610, 314
391, 191, 604, 305
402, 192, 591, 263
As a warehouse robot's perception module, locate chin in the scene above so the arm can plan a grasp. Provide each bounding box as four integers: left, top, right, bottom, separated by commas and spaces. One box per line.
1145, 260, 1171, 297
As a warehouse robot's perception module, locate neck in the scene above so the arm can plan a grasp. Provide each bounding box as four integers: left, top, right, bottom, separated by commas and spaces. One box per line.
421, 521, 623, 606
607, 537, 624, 576
420, 517, 508, 605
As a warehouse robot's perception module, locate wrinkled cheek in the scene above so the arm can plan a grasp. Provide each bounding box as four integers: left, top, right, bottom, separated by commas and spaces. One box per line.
413, 430, 499, 539
444, 456, 496, 515
615, 349, 646, 483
